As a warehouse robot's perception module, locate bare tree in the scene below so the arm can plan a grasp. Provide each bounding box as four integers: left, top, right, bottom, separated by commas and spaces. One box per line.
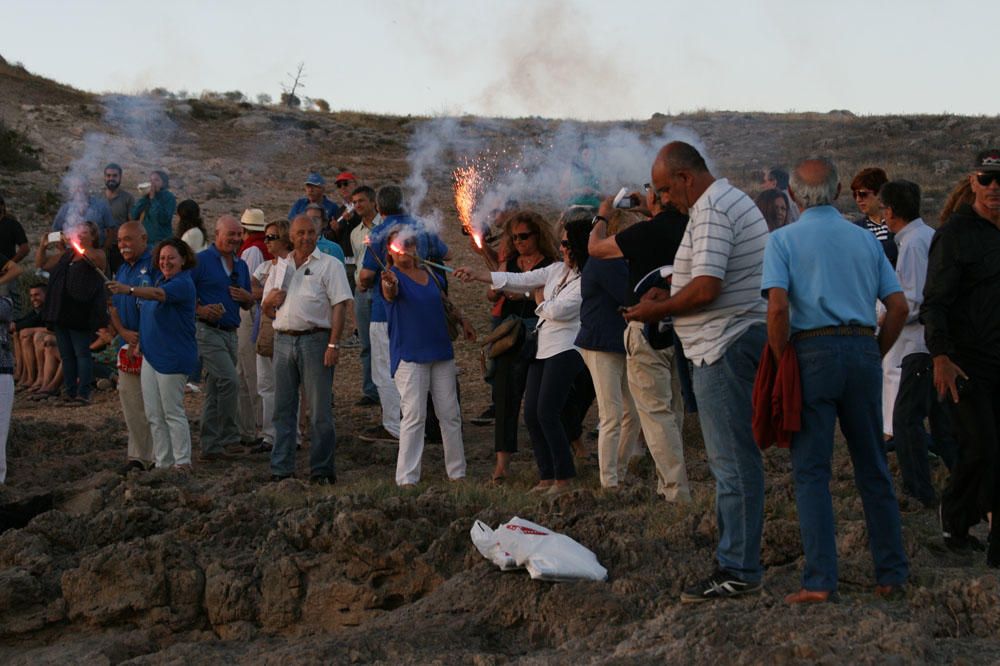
281, 63, 306, 109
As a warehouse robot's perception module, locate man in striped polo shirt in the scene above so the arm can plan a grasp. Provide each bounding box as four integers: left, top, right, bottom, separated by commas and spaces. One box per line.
626, 141, 769, 602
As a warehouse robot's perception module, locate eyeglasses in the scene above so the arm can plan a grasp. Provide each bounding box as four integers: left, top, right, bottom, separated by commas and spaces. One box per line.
560, 239, 570, 247
264, 234, 281, 241
852, 189, 875, 200
512, 232, 536, 241
976, 172, 1000, 187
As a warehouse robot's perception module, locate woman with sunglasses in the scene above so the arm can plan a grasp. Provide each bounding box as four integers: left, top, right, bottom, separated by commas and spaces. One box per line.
481, 212, 559, 484
382, 229, 475, 487
251, 220, 293, 453
456, 217, 592, 496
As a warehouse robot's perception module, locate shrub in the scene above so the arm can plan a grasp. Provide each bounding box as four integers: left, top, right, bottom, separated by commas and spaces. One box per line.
0, 119, 42, 171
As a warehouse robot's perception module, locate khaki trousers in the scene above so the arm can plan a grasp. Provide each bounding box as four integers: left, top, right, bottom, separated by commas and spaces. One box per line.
580, 348, 641, 487
118, 368, 154, 465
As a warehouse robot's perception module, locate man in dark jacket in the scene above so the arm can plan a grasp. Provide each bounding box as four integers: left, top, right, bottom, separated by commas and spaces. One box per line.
921, 148, 1000, 567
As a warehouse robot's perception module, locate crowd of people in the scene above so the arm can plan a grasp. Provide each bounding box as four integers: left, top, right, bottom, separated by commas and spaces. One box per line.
1, 141, 998, 604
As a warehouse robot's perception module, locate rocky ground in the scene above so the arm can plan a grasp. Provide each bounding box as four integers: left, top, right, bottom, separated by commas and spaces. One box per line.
2, 57, 1000, 664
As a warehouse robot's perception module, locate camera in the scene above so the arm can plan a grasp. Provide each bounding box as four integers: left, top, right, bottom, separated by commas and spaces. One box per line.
47, 231, 63, 244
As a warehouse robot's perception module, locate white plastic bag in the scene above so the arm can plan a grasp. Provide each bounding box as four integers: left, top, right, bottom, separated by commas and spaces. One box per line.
470, 516, 608, 582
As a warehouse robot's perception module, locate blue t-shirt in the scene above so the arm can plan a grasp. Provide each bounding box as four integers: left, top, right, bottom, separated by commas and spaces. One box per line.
761, 205, 901, 333
288, 196, 341, 222
140, 270, 198, 375
575, 257, 629, 354
316, 236, 346, 263
385, 267, 454, 377
190, 245, 252, 328
112, 250, 155, 342
362, 214, 449, 323
51, 197, 117, 244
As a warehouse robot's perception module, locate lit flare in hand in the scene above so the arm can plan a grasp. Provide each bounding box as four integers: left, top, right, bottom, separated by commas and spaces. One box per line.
70, 237, 111, 283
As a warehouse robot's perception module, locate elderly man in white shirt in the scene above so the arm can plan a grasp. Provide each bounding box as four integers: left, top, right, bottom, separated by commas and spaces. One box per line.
262, 214, 353, 484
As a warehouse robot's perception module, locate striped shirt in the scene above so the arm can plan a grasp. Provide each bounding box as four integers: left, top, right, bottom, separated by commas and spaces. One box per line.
671, 178, 768, 365
865, 218, 890, 241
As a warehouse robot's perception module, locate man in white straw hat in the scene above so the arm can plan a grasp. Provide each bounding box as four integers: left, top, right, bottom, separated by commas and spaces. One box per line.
236, 208, 272, 450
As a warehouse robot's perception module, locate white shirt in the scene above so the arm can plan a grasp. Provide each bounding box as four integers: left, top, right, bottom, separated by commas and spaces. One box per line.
263, 248, 353, 332
889, 218, 935, 360
240, 245, 265, 276
671, 178, 768, 366
350, 214, 380, 285
181, 227, 208, 253
491, 262, 582, 359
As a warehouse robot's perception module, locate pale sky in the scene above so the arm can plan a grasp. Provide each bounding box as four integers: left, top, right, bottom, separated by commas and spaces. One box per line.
5, 0, 998, 120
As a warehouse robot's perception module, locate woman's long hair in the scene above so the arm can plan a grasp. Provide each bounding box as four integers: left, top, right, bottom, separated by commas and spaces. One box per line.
502, 211, 560, 262
175, 199, 206, 239
755, 189, 788, 231
562, 217, 591, 271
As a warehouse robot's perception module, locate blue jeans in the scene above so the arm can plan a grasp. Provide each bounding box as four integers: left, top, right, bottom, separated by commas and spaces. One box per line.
792, 334, 909, 591
691, 323, 766, 583
271, 331, 336, 478
55, 327, 94, 399
523, 349, 585, 481
354, 287, 377, 400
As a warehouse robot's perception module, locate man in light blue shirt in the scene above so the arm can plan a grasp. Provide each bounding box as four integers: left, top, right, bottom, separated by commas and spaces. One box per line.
762, 157, 909, 604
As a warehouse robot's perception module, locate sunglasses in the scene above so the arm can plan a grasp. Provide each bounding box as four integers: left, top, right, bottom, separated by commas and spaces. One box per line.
560, 239, 570, 247
976, 172, 1000, 187
264, 234, 281, 241
512, 231, 536, 241
852, 189, 875, 200
336, 181, 354, 188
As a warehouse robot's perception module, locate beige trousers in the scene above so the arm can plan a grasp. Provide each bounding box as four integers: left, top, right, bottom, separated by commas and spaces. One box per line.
118, 368, 154, 465
624, 322, 691, 502
580, 348, 641, 487
236, 307, 261, 441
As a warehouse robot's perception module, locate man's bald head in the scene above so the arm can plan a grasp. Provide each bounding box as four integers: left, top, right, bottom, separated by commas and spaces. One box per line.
656, 141, 710, 175
651, 141, 712, 212
791, 158, 840, 210
214, 214, 243, 253
117, 221, 148, 263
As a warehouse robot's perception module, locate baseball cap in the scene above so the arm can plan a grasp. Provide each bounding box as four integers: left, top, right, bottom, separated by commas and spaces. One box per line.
305, 172, 326, 186
975, 149, 1000, 172
334, 171, 357, 184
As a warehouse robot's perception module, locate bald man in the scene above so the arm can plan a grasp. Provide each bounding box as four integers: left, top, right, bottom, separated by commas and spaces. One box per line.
625, 141, 770, 603
110, 221, 155, 472
191, 215, 254, 462
762, 157, 908, 603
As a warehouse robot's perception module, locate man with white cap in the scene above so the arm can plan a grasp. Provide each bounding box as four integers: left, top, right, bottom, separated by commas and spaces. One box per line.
288, 172, 341, 223
236, 208, 272, 449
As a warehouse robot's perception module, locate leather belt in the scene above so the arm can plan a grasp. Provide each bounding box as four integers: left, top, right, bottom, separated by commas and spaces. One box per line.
791, 325, 875, 342
277, 327, 330, 337
198, 319, 237, 332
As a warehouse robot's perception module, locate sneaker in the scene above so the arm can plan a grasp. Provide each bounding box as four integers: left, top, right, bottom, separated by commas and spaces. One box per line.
119, 460, 147, 475
470, 406, 495, 426
342, 333, 361, 349
680, 569, 762, 603
358, 425, 398, 443
355, 395, 379, 407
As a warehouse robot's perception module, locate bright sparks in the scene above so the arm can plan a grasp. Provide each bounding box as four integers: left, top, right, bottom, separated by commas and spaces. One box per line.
453, 165, 484, 248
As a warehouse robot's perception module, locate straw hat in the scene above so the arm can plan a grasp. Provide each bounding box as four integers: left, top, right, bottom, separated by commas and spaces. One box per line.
240, 208, 267, 231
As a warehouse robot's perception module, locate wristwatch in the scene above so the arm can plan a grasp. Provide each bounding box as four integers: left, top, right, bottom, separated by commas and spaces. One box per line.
591, 215, 608, 227
327, 342, 340, 350
129, 286, 135, 295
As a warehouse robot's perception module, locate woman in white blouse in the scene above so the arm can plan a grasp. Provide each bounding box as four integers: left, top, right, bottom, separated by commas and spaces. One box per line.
456, 217, 592, 496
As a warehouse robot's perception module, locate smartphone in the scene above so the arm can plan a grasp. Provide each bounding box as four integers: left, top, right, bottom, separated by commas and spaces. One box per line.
47, 231, 62, 244
613, 187, 635, 209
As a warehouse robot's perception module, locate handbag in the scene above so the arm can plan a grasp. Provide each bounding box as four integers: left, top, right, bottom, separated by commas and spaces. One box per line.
426, 267, 463, 341
255, 314, 275, 357
479, 316, 524, 378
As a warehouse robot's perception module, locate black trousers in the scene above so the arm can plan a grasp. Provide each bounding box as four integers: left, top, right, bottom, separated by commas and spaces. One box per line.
940, 366, 1000, 540
523, 350, 586, 480
893, 352, 956, 505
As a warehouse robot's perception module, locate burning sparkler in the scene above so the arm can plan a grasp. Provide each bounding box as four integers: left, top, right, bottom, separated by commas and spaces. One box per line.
363, 236, 389, 271
70, 237, 111, 283
388, 240, 455, 274
453, 165, 484, 249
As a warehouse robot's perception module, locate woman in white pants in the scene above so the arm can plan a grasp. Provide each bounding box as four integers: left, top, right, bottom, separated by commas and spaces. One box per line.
252, 220, 292, 452
109, 239, 198, 470
381, 230, 475, 486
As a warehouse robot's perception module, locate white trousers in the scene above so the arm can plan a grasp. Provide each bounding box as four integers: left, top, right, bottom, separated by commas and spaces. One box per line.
370, 321, 401, 437
394, 359, 466, 485
141, 358, 192, 468
625, 322, 691, 502
0, 374, 12, 484
580, 348, 641, 487
256, 353, 276, 444
882, 350, 903, 437
118, 369, 154, 465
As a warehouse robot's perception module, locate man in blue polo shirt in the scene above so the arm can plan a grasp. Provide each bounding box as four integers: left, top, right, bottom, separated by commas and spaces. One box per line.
762, 157, 909, 604
191, 215, 254, 462
288, 172, 341, 222
357, 185, 449, 442
109, 221, 155, 472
